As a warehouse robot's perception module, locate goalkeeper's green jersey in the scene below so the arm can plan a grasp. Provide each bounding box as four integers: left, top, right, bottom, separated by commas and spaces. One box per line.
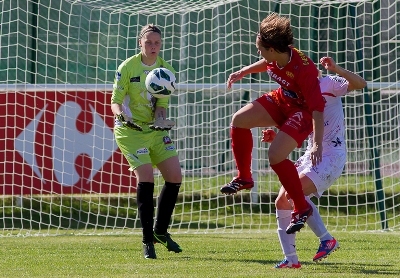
111, 53, 175, 123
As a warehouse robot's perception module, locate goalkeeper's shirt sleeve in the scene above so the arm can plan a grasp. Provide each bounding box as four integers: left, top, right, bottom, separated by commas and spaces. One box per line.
111, 65, 129, 104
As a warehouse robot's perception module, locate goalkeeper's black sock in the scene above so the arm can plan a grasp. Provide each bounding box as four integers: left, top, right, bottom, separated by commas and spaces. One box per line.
136, 182, 155, 243
154, 182, 181, 235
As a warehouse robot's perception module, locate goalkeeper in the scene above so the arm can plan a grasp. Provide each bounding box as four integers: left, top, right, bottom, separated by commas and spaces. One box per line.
111, 24, 182, 259
264, 57, 367, 268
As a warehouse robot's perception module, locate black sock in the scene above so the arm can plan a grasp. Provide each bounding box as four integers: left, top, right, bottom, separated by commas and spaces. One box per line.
154, 182, 181, 235
136, 182, 155, 243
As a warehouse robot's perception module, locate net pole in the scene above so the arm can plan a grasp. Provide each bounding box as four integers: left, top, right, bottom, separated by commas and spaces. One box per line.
178, 11, 188, 169
29, 0, 38, 84
349, 4, 388, 230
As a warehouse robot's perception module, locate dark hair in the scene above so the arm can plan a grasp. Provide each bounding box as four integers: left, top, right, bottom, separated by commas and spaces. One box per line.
258, 13, 294, 53
138, 24, 162, 39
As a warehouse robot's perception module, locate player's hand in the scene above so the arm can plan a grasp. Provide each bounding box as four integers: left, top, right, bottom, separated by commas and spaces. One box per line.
149, 118, 175, 131
227, 70, 245, 89
320, 57, 337, 72
310, 143, 323, 166
261, 129, 276, 143
116, 112, 143, 131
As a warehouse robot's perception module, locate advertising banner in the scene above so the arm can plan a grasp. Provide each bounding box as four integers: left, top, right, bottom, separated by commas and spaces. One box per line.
0, 90, 135, 195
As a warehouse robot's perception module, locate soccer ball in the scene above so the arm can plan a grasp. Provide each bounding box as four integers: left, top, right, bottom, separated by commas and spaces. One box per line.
145, 68, 176, 98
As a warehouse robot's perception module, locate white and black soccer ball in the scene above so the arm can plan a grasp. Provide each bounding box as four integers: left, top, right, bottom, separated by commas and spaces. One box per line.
145, 68, 176, 98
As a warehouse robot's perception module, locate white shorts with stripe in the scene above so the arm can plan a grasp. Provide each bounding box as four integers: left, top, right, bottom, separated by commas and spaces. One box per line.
296, 150, 346, 198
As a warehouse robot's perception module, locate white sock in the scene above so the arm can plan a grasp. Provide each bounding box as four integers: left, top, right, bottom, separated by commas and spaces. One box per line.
276, 209, 298, 263
305, 196, 333, 242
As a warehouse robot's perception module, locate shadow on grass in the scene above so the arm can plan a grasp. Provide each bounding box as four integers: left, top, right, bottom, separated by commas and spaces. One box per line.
0, 192, 398, 231
171, 256, 400, 276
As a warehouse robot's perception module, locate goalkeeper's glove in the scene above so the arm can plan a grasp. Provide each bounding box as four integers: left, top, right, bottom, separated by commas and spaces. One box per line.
149, 118, 175, 131
116, 112, 143, 131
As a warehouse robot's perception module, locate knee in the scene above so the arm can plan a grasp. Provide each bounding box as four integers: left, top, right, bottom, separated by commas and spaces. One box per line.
169, 175, 182, 184
268, 147, 282, 165
231, 112, 241, 127
164, 170, 182, 184
135, 164, 156, 183
231, 109, 251, 128
136, 173, 155, 183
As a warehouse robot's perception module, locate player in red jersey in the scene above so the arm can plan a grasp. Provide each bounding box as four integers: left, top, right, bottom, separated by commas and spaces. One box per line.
220, 13, 325, 234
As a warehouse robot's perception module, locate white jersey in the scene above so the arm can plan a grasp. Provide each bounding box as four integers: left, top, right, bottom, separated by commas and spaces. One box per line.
298, 75, 349, 197
306, 75, 348, 152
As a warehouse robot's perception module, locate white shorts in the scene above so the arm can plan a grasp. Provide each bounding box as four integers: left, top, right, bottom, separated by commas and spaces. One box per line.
296, 150, 346, 198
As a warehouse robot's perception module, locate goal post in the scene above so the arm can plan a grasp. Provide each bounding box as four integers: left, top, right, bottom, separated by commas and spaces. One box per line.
0, 0, 399, 235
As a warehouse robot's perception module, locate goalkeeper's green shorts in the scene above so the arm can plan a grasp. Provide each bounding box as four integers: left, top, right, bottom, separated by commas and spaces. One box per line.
114, 125, 178, 171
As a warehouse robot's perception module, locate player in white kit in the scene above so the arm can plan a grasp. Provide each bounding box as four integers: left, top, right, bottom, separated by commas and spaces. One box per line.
263, 57, 367, 268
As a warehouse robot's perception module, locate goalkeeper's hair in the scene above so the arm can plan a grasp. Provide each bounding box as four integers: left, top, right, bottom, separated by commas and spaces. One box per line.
139, 24, 162, 39
258, 13, 294, 53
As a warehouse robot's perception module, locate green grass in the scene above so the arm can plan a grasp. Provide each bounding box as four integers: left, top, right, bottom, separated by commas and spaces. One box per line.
1, 231, 399, 277
0, 174, 398, 277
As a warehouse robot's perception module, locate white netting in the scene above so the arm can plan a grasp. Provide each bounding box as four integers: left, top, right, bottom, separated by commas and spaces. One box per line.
64, 0, 371, 14
65, 0, 241, 14
0, 0, 399, 236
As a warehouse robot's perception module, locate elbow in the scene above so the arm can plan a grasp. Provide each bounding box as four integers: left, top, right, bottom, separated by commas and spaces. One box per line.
350, 79, 367, 91
355, 79, 367, 90
361, 79, 367, 89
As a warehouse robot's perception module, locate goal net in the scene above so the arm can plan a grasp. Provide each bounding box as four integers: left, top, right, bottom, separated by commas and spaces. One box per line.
0, 0, 399, 236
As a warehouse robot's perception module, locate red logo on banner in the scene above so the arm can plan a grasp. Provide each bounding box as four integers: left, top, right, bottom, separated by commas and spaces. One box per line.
0, 91, 135, 195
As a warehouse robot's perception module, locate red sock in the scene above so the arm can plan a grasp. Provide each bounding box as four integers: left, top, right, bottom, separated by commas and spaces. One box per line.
270, 159, 308, 212
230, 126, 253, 180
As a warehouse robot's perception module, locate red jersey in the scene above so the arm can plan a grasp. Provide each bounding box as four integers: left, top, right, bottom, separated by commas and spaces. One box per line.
264, 46, 325, 113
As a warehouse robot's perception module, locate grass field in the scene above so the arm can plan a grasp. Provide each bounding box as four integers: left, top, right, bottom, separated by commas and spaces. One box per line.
1, 230, 399, 278
1, 174, 399, 277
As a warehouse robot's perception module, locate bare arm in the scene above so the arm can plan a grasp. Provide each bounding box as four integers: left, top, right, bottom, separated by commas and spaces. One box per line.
227, 59, 268, 89
154, 106, 167, 120
239, 59, 268, 75
111, 103, 123, 116
320, 57, 367, 91
149, 106, 176, 131
310, 110, 324, 166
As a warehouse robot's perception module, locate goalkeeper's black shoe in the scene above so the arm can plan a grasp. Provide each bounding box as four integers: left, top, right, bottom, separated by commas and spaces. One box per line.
143, 242, 157, 259
153, 232, 182, 253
